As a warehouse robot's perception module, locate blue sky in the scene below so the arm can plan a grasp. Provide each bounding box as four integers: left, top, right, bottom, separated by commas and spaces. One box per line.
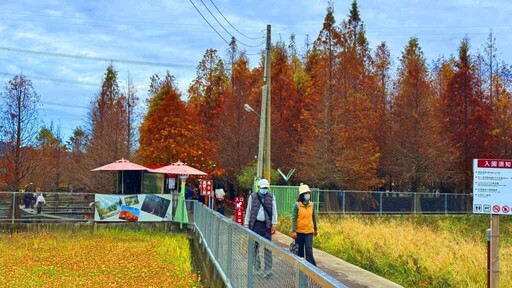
1, 0, 511, 140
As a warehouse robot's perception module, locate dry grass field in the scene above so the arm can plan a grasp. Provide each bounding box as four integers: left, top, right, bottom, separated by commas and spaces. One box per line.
279, 215, 512, 287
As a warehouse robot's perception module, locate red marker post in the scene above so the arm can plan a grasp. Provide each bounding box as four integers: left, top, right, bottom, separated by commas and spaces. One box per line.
234, 197, 245, 226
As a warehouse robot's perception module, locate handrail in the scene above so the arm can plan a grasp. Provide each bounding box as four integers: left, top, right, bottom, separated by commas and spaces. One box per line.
190, 200, 346, 288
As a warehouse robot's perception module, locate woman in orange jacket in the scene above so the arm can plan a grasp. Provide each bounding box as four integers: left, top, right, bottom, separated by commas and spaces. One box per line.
292, 184, 317, 266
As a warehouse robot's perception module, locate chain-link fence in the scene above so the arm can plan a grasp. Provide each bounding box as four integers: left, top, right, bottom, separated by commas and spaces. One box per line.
271, 187, 473, 216
0, 192, 96, 222
190, 200, 345, 288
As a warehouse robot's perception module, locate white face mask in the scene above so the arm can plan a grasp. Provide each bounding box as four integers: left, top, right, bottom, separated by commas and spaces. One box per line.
304, 194, 311, 201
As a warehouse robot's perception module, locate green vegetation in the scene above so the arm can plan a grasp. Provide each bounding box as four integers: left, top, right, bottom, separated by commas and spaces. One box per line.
279, 215, 512, 287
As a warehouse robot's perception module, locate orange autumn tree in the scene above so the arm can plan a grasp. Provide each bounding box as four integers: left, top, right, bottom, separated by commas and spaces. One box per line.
270, 41, 303, 173
136, 72, 217, 174
388, 37, 450, 192
217, 43, 261, 187
187, 48, 229, 174
298, 1, 380, 190
441, 38, 493, 192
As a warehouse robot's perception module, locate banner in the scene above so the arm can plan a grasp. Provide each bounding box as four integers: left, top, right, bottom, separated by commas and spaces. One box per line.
94, 194, 173, 222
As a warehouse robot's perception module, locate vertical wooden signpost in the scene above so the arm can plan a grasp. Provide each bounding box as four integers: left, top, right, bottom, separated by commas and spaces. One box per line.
473, 159, 512, 288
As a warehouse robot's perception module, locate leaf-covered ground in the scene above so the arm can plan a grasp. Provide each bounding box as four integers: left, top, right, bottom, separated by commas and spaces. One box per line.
0, 230, 200, 288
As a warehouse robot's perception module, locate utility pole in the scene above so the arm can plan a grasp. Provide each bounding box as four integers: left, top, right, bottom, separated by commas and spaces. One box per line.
256, 25, 271, 182
264, 24, 272, 182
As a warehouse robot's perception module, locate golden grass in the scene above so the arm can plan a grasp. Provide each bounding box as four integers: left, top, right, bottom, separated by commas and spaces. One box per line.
279, 215, 512, 287
0, 230, 200, 288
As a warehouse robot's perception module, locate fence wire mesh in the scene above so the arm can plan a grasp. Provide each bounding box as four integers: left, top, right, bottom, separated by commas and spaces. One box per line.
189, 200, 345, 288
0, 192, 95, 222
271, 187, 473, 216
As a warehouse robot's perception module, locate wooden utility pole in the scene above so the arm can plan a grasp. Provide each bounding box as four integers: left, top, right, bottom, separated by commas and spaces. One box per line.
256, 24, 272, 182
264, 24, 271, 182
490, 214, 499, 287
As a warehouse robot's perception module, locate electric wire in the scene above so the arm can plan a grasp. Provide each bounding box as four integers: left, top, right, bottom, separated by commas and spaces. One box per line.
0, 47, 194, 68
188, 0, 263, 55
208, 0, 264, 40
0, 72, 98, 87
188, 0, 231, 45
199, 0, 264, 47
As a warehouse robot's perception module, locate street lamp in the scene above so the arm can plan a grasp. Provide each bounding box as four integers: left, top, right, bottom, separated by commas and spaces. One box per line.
244, 102, 265, 189
244, 104, 260, 117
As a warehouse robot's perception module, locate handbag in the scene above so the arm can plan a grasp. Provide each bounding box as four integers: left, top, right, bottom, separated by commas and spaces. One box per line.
289, 239, 299, 255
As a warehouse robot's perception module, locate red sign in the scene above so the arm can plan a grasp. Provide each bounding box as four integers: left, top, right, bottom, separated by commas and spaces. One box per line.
234, 197, 245, 226
503, 205, 510, 213
477, 159, 512, 169
493, 205, 501, 213
200, 180, 213, 196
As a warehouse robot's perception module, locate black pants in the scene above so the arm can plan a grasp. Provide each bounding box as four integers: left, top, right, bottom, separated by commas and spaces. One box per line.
36, 206, 42, 214
252, 220, 272, 271
297, 232, 316, 266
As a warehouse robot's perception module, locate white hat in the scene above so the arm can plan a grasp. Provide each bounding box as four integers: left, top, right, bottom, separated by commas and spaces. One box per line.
258, 179, 270, 188
299, 184, 311, 195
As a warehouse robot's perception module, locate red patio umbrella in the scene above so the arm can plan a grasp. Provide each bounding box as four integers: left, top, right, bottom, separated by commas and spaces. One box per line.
150, 161, 207, 225
150, 161, 207, 176
91, 159, 149, 171
91, 159, 149, 193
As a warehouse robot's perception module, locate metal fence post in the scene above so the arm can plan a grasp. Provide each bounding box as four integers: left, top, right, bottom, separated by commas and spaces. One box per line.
247, 237, 254, 288
379, 192, 383, 215
295, 262, 301, 287
342, 191, 346, 214
209, 212, 213, 245
413, 193, 417, 214
445, 193, 448, 215
11, 192, 15, 224
214, 217, 220, 258
226, 223, 233, 282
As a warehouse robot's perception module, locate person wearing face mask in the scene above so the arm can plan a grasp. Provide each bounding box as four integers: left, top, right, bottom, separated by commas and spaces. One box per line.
244, 178, 277, 278
292, 184, 317, 266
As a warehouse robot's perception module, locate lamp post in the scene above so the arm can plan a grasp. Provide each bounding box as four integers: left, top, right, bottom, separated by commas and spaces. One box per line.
244, 103, 265, 183
244, 104, 260, 117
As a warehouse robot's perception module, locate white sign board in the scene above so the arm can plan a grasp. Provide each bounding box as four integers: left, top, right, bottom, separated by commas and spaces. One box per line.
473, 159, 512, 214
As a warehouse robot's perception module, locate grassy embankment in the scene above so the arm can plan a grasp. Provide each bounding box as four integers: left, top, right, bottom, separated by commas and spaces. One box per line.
279, 214, 512, 287
0, 230, 200, 288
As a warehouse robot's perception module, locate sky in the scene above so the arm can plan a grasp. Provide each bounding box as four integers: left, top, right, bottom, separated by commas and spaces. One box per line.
1, 0, 512, 140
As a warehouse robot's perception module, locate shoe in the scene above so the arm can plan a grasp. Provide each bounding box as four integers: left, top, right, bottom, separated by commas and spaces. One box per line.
264, 271, 273, 278
253, 269, 262, 276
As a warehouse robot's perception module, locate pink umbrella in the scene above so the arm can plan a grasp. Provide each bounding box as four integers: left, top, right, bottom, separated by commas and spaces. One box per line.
91, 159, 149, 171
91, 159, 149, 194
150, 161, 207, 176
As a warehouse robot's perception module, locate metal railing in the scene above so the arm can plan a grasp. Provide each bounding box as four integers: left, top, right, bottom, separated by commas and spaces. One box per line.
271, 187, 473, 216
0, 192, 95, 222
189, 200, 345, 288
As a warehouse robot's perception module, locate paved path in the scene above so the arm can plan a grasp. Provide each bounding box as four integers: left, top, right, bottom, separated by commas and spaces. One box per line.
18, 205, 78, 221
273, 231, 403, 288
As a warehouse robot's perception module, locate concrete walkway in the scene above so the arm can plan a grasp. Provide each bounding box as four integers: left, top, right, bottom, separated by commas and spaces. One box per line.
273, 231, 403, 288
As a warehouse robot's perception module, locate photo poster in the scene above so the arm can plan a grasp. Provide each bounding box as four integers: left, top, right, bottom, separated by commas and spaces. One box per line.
94, 194, 173, 222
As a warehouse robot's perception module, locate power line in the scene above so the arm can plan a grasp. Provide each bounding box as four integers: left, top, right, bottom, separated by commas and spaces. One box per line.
41, 101, 88, 110
0, 47, 195, 68
0, 72, 98, 87
188, 0, 230, 45
199, 0, 264, 48
208, 0, 263, 40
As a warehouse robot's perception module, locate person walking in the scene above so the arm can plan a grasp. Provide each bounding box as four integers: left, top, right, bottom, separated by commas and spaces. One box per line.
35, 193, 46, 214
292, 184, 317, 266
244, 178, 277, 278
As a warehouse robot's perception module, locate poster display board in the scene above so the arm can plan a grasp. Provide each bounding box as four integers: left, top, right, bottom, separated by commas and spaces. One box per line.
473, 159, 512, 215
95, 194, 173, 222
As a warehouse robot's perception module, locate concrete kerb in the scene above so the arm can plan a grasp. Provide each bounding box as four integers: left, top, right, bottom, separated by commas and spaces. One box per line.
272, 231, 404, 288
